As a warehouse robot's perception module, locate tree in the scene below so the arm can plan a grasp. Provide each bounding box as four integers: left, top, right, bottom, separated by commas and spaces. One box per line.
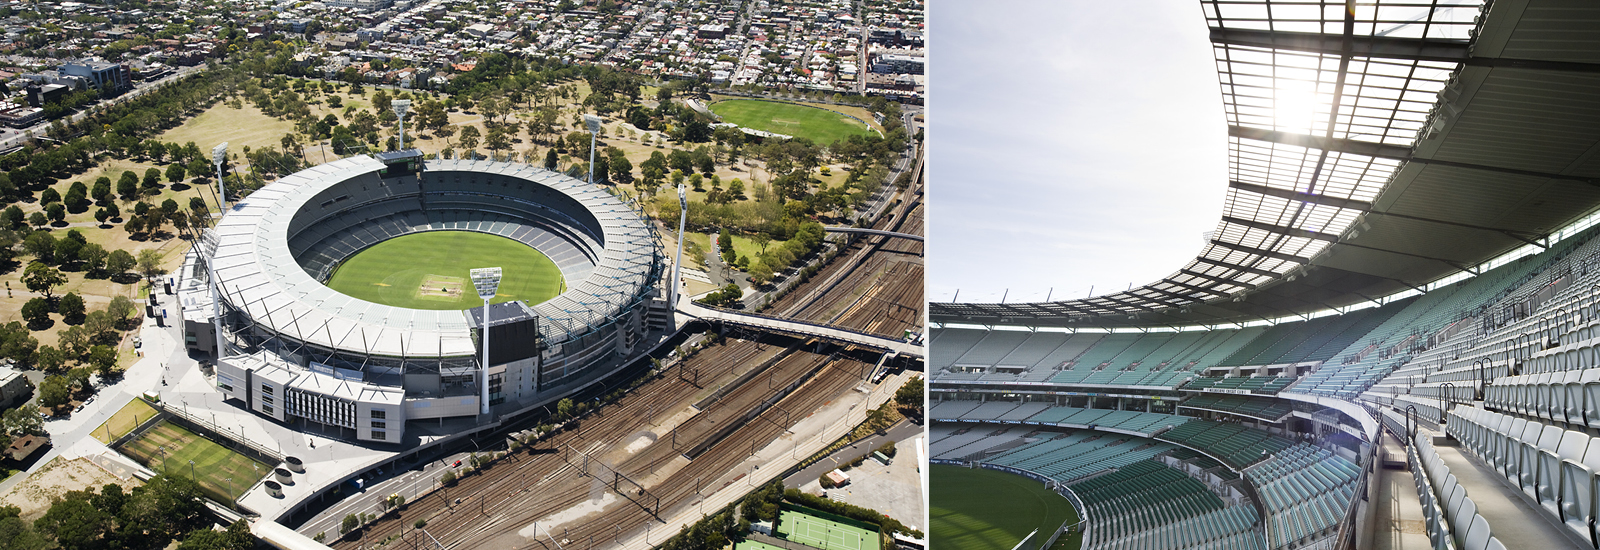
53, 237, 81, 265
37, 375, 69, 408
1, 205, 23, 229
92, 177, 112, 204
485, 126, 510, 156
748, 260, 774, 286
108, 295, 137, 326
341, 514, 359, 535
45, 203, 65, 223
178, 519, 254, 550
22, 231, 55, 263
136, 249, 168, 286
2, 407, 42, 437
35, 346, 65, 373
27, 212, 46, 229
21, 297, 51, 329
58, 293, 85, 325
39, 188, 60, 205
895, 376, 923, 410
166, 162, 187, 183
22, 262, 66, 300
33, 493, 111, 547
79, 243, 107, 275
544, 148, 559, 170
106, 249, 136, 278
88, 345, 116, 376
117, 170, 139, 198
459, 125, 481, 151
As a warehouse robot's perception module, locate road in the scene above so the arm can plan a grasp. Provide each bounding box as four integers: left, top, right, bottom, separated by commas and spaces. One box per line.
1, 65, 206, 150
783, 418, 922, 489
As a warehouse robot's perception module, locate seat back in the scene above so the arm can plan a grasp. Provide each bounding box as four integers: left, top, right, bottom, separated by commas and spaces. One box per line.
1463, 514, 1492, 550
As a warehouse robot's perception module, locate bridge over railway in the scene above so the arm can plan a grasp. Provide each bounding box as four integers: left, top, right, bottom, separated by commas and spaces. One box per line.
823, 226, 924, 242
677, 300, 924, 358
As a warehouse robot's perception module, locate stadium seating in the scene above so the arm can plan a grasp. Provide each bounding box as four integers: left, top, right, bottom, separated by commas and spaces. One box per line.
1410, 429, 1509, 550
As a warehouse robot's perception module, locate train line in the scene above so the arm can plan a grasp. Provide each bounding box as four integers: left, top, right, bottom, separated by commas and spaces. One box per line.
327, 186, 922, 550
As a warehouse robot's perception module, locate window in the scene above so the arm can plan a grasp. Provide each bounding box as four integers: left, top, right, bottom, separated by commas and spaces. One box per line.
261, 384, 274, 395
218, 383, 233, 392
371, 420, 386, 429
371, 409, 386, 419
262, 405, 273, 414
262, 395, 274, 405
371, 430, 385, 440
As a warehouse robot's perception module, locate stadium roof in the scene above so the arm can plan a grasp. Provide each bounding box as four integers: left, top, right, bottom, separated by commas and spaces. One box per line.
932, 0, 1600, 329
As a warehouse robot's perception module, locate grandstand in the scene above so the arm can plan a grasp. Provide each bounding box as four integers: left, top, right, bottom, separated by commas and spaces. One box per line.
930, 1, 1600, 549
179, 154, 665, 443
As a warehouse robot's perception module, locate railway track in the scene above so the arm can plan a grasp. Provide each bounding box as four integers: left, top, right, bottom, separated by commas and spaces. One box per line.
328, 185, 923, 550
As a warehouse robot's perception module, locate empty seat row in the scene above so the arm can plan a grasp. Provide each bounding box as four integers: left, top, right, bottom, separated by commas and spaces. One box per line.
1484, 370, 1600, 429
1409, 431, 1507, 550
1449, 406, 1600, 546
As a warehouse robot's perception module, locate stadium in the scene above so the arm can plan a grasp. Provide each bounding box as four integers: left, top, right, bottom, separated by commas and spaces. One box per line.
178, 152, 664, 444
931, 2, 1600, 550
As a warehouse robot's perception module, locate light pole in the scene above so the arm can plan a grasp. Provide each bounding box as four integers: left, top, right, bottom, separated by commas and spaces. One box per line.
669, 184, 687, 309
392, 99, 411, 151
212, 142, 228, 212
583, 114, 601, 183
471, 267, 502, 416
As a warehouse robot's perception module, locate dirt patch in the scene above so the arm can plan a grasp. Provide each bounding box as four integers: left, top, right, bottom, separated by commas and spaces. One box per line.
0, 457, 143, 521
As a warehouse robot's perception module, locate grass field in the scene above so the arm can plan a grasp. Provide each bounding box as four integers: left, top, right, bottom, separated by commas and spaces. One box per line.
777, 510, 875, 550
119, 420, 270, 501
326, 231, 565, 310
931, 464, 1081, 550
92, 399, 158, 444
710, 100, 877, 145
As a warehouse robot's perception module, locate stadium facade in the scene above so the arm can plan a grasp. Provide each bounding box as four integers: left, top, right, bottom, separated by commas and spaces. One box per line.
178, 153, 665, 443
931, 2, 1600, 550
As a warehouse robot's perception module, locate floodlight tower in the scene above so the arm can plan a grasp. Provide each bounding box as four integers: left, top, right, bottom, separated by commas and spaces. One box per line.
471, 267, 502, 416
392, 99, 412, 151
583, 114, 602, 183
669, 184, 687, 309
211, 142, 228, 212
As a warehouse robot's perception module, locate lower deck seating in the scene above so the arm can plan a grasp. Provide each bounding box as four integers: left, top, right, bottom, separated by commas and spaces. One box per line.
1071, 460, 1263, 550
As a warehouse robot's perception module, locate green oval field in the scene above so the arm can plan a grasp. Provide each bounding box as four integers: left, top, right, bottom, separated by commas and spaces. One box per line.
931, 464, 1082, 550
325, 231, 566, 310
709, 99, 878, 144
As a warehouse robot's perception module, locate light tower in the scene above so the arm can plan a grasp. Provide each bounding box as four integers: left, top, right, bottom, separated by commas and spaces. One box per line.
583, 114, 602, 183
391, 99, 412, 151
669, 184, 687, 308
470, 267, 502, 416
211, 142, 228, 212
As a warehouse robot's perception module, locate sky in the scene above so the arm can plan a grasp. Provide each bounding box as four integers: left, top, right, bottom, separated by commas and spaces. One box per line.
927, 1, 1232, 305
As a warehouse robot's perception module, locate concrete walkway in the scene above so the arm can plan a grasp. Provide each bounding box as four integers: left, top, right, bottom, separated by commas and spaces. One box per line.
1373, 431, 1432, 550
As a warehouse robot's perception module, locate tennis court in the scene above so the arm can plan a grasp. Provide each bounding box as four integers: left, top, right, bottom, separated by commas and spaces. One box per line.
778, 510, 875, 550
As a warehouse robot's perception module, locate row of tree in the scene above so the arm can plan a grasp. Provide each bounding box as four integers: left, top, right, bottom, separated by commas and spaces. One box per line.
0, 476, 253, 550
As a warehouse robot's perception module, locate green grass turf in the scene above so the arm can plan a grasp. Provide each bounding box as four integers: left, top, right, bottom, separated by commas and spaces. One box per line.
777, 510, 874, 550
326, 231, 565, 310
120, 421, 272, 501
709, 99, 877, 145
92, 398, 158, 444
931, 464, 1081, 550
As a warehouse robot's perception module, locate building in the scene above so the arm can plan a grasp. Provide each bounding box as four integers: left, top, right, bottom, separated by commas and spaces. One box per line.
185, 155, 662, 444
0, 365, 30, 407
61, 58, 130, 94
696, 24, 728, 39
870, 53, 923, 75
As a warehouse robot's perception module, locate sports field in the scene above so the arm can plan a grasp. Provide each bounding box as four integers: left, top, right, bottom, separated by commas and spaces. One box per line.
92, 398, 158, 444
931, 464, 1081, 550
326, 231, 565, 310
710, 100, 877, 144
777, 510, 875, 550
119, 420, 271, 501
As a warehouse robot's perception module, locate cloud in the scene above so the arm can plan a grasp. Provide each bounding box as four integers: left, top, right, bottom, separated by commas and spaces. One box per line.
929, 1, 1229, 302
